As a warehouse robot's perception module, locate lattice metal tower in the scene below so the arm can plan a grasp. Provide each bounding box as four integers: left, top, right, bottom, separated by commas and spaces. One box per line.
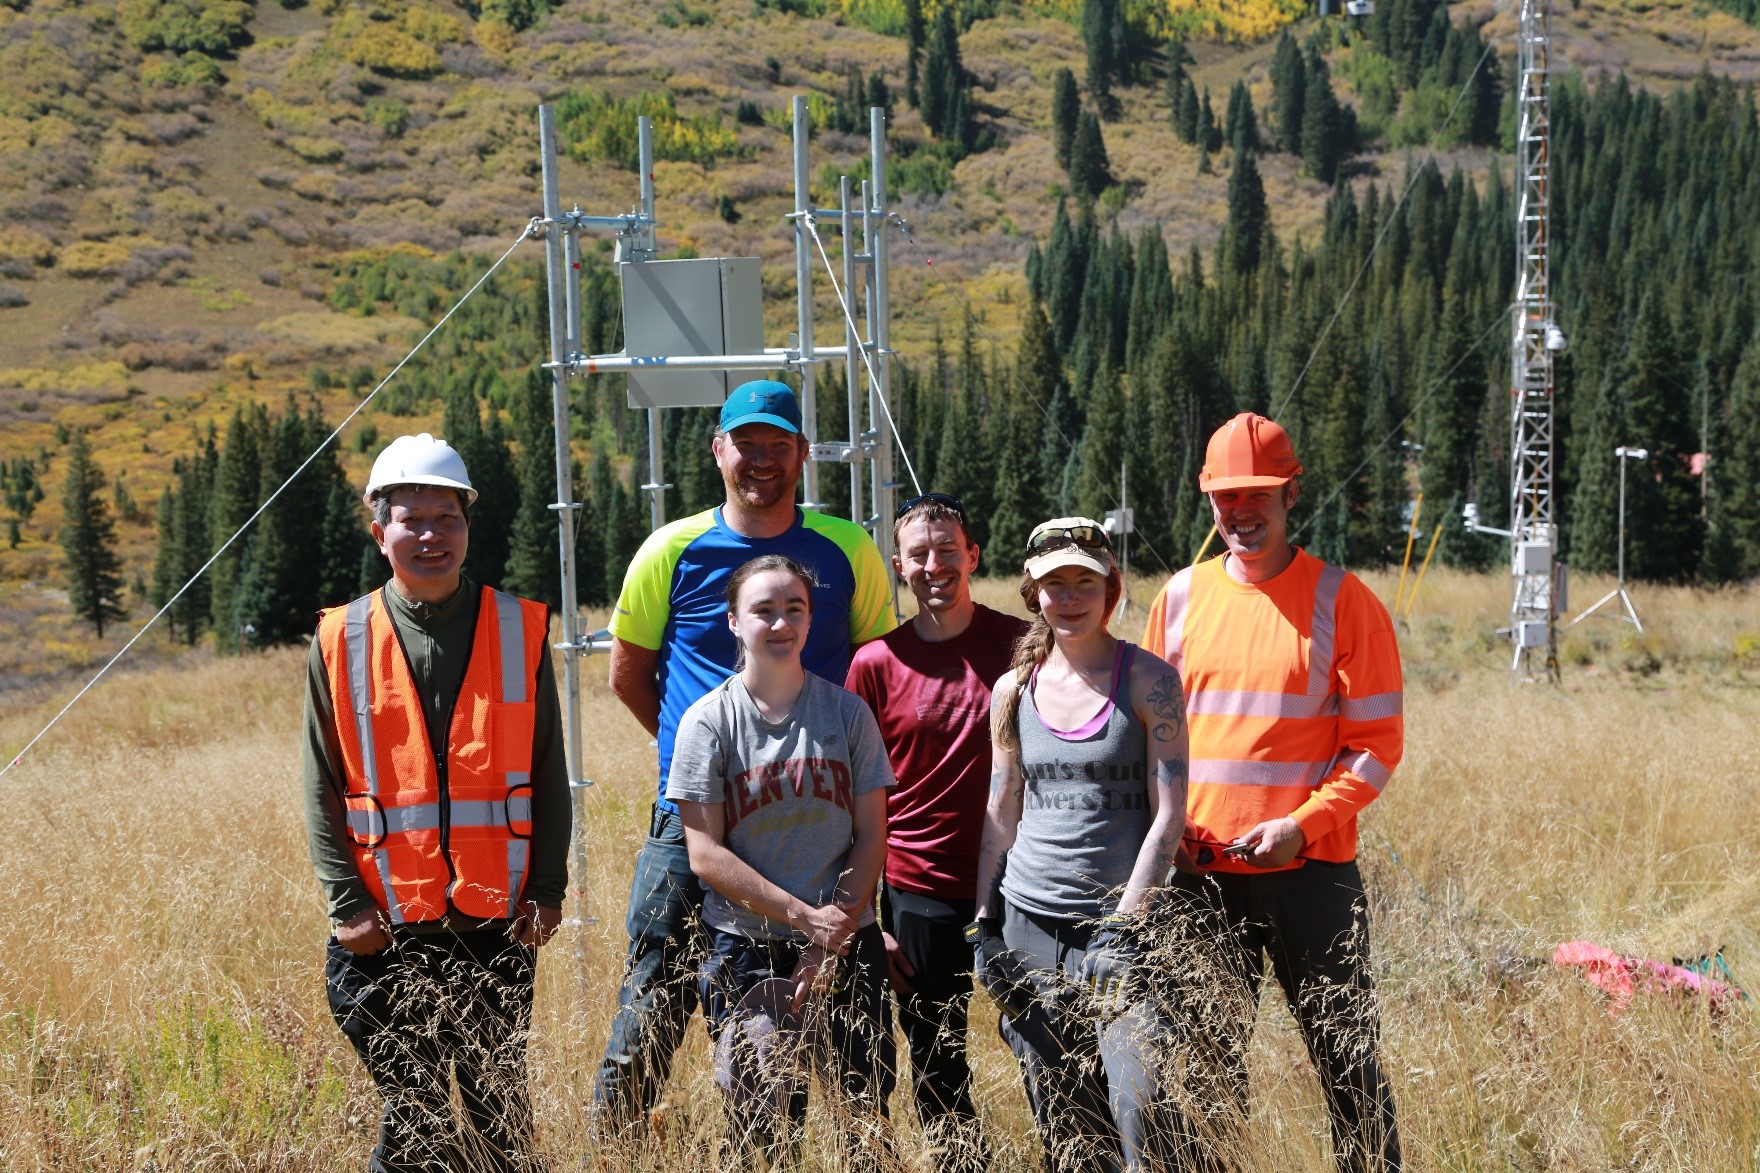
1508, 0, 1562, 679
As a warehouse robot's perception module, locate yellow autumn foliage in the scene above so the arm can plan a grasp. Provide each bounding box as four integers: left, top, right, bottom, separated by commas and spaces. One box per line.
58, 240, 131, 278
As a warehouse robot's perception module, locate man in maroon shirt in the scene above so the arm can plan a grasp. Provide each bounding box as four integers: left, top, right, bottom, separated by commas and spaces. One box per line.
845, 493, 1028, 1172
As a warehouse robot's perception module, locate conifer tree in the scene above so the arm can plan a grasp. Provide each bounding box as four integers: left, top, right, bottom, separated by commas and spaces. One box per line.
1225, 79, 1259, 154
992, 300, 1059, 560
1075, 355, 1124, 521
904, 0, 925, 107
1052, 68, 1080, 173
1171, 73, 1200, 145
1082, 0, 1120, 120
1199, 87, 1221, 154
600, 453, 644, 606
921, 5, 962, 140
168, 442, 215, 644
1722, 334, 1760, 577
151, 488, 177, 627
208, 407, 263, 649
318, 477, 369, 610
59, 430, 126, 638
1617, 294, 1700, 580
1068, 112, 1113, 200
1300, 49, 1346, 184
1224, 148, 1268, 273
1568, 352, 1627, 574
1270, 31, 1305, 154
444, 383, 517, 587
502, 368, 562, 607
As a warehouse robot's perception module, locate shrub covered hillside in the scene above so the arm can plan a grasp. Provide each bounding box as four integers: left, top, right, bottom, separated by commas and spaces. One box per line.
2, 0, 1759, 654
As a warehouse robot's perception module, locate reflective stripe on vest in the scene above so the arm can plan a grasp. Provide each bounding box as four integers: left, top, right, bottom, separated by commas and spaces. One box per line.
1158, 566, 1195, 673
320, 586, 547, 924
1181, 561, 1381, 794
1182, 563, 1346, 731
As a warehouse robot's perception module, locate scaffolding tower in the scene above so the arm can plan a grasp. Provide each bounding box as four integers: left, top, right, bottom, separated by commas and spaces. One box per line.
531, 101, 902, 929
1507, 0, 1563, 679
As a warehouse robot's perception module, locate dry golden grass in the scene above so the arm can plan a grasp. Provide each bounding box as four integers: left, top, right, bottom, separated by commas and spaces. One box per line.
2, 567, 1759, 1169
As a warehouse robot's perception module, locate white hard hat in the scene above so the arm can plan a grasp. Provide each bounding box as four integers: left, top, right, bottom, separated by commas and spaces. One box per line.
363, 433, 477, 506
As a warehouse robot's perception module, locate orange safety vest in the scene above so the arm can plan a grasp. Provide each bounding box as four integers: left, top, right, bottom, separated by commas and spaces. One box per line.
1141, 550, 1403, 873
318, 585, 549, 924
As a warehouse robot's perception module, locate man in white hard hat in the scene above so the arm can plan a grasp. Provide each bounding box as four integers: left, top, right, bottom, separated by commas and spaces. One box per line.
302, 432, 570, 1171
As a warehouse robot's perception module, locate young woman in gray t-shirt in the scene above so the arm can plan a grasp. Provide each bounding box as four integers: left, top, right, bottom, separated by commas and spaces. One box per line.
667, 554, 895, 1166
969, 517, 1192, 1172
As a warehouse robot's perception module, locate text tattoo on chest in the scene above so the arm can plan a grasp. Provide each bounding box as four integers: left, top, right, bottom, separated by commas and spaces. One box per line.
723, 757, 854, 832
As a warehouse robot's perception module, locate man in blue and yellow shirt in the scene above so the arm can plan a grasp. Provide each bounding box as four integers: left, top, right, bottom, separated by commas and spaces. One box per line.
593, 380, 896, 1131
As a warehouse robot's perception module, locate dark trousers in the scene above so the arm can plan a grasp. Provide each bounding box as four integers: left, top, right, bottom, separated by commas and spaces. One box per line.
1164, 862, 1401, 1173
699, 922, 896, 1168
880, 884, 989, 1172
592, 805, 710, 1130
999, 904, 1183, 1173
324, 927, 539, 1173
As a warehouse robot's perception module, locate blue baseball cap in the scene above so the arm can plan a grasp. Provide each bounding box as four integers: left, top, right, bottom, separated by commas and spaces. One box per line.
720, 380, 802, 434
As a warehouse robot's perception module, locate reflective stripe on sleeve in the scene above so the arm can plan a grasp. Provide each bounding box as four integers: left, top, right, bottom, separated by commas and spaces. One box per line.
1335, 749, 1393, 792
1340, 691, 1403, 722
1189, 759, 1331, 788
493, 590, 529, 704
1306, 564, 1346, 696
344, 595, 380, 796
1186, 689, 1339, 720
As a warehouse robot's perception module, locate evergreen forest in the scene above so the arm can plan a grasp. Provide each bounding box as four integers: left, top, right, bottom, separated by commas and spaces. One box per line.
83, 0, 1760, 647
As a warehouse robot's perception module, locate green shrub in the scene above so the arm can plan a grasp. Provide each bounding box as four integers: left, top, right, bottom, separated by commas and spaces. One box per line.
119, 0, 253, 56
363, 97, 408, 138
557, 89, 744, 171
285, 135, 344, 162
461, 0, 550, 32
140, 48, 226, 87
402, 5, 465, 43
59, 240, 131, 278
346, 23, 443, 78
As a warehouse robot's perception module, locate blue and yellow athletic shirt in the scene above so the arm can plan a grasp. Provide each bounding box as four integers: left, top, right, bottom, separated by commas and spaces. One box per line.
610, 506, 896, 806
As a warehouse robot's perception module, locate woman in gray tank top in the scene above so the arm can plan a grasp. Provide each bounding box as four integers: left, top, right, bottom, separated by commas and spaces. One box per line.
967, 517, 1192, 1172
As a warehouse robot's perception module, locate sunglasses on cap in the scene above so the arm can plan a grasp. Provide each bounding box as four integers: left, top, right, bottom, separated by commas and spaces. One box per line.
1025, 523, 1113, 558
893, 492, 968, 524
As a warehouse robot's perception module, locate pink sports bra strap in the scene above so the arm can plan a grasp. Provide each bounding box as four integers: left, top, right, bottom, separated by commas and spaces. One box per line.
1029, 640, 1131, 740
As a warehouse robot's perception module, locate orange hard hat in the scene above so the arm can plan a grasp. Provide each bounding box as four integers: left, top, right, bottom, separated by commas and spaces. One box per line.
1198, 413, 1303, 491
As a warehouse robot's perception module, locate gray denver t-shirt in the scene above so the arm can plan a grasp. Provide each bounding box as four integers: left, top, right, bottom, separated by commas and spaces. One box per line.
666, 671, 895, 942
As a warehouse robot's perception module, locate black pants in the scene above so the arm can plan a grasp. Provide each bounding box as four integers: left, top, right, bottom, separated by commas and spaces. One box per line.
880, 884, 988, 1172
1163, 863, 1401, 1173
1000, 904, 1183, 1173
699, 923, 896, 1169
325, 927, 541, 1173
592, 805, 710, 1130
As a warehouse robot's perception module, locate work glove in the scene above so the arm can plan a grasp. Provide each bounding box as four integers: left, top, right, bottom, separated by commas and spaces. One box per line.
1078, 913, 1140, 1025
965, 918, 1036, 1021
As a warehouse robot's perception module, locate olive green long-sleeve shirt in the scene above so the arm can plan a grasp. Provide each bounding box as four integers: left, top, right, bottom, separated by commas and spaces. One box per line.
302, 577, 571, 927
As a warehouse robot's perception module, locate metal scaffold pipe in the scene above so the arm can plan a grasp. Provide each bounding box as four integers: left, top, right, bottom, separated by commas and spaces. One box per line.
841, 174, 865, 529
792, 96, 821, 510
536, 105, 592, 951
868, 106, 900, 613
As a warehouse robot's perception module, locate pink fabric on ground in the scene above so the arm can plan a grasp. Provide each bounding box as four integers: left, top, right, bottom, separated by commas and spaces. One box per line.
1552, 940, 1741, 1015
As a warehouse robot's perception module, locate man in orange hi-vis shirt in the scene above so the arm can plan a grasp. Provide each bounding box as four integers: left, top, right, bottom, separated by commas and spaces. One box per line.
1141, 413, 1402, 1172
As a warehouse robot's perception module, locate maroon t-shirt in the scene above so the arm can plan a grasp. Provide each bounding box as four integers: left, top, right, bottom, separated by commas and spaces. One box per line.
845, 604, 1029, 898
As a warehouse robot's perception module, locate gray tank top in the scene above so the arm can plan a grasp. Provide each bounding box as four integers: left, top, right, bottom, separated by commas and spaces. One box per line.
1001, 641, 1151, 922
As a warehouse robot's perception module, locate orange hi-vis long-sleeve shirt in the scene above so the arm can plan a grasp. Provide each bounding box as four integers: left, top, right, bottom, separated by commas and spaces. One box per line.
1140, 549, 1403, 874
